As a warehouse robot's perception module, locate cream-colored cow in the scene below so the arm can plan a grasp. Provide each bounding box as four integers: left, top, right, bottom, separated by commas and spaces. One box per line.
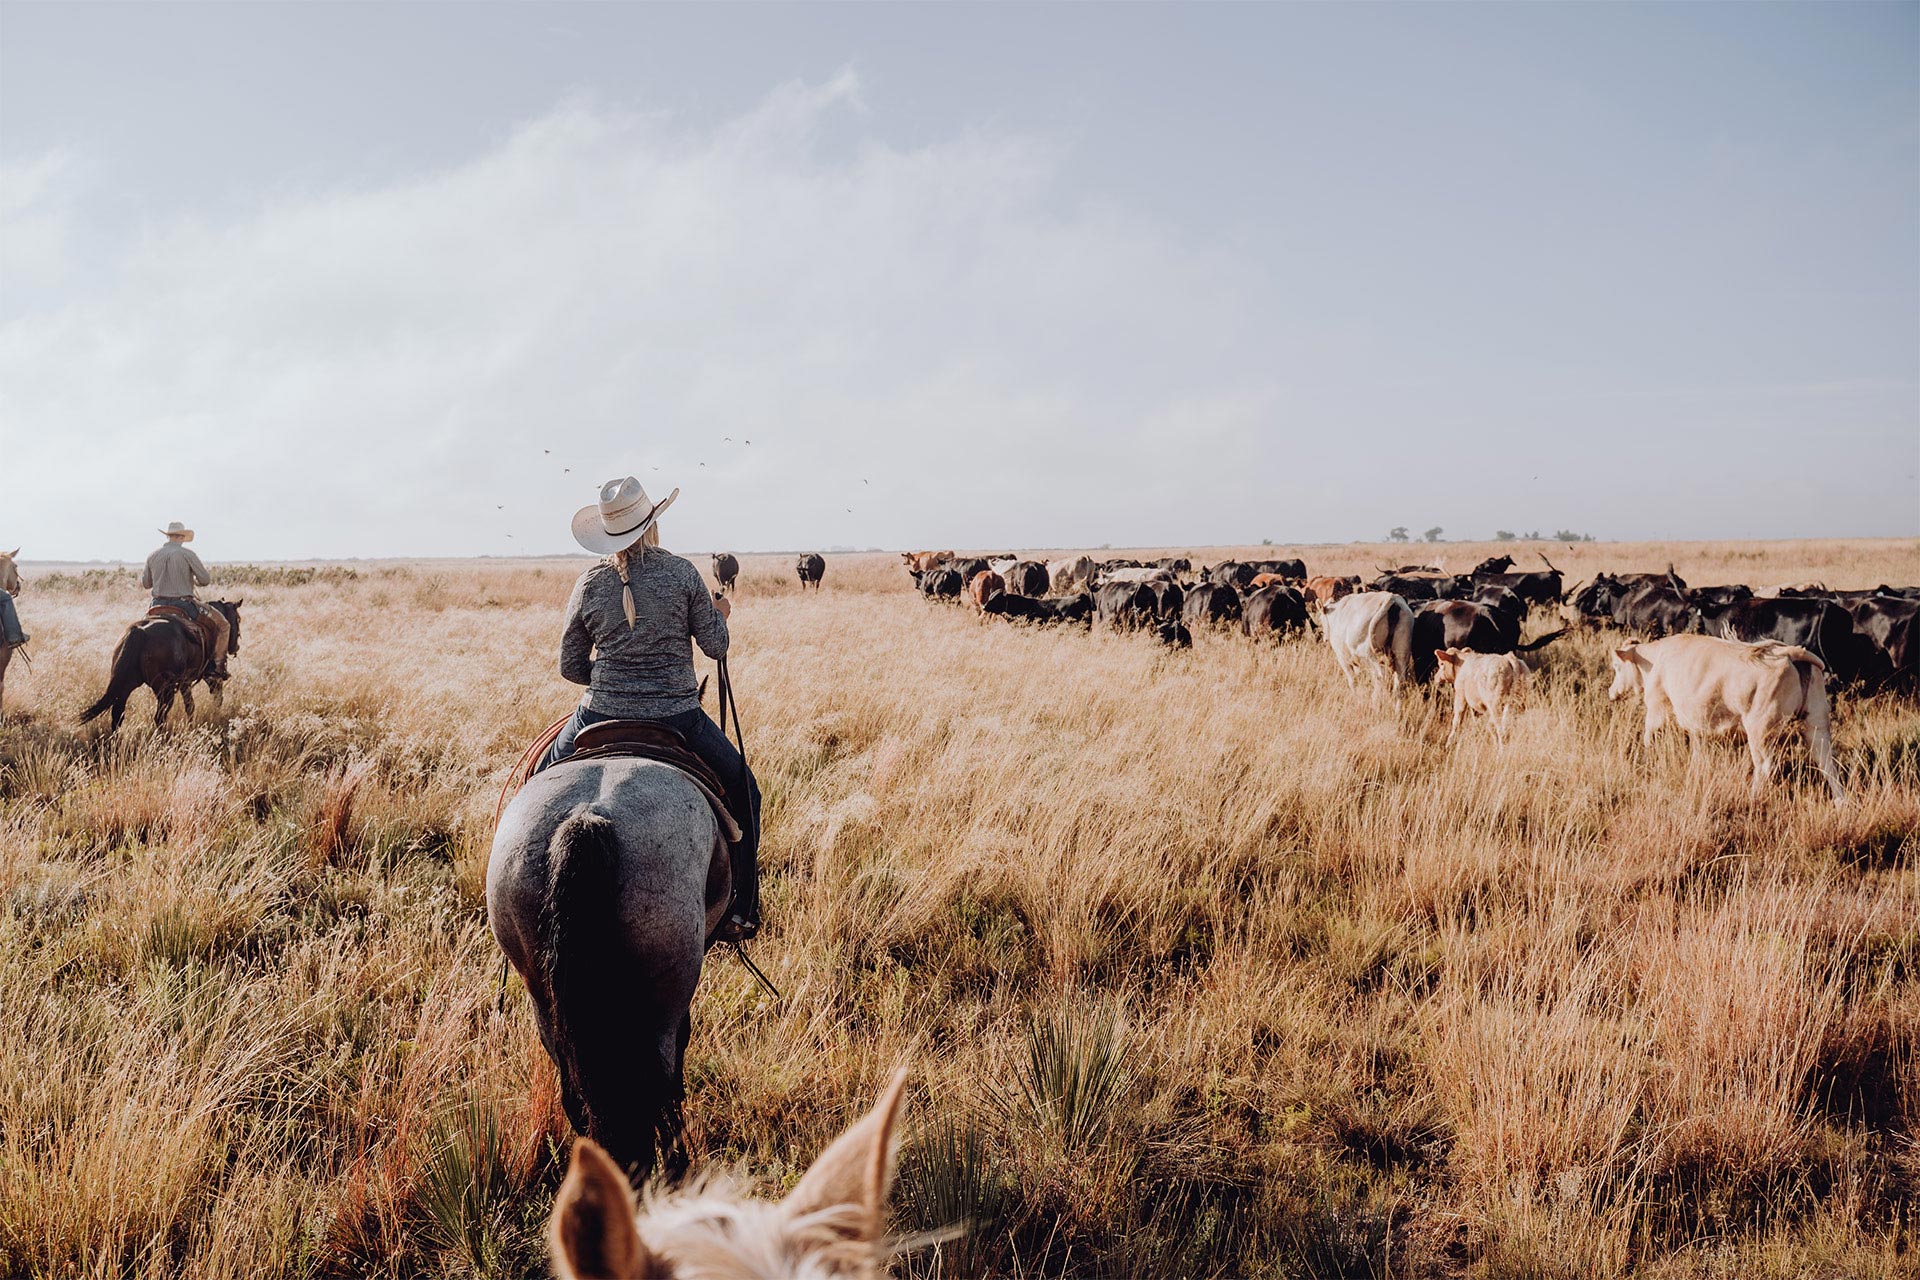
1608, 634, 1846, 804
1434, 648, 1529, 745
1319, 591, 1415, 699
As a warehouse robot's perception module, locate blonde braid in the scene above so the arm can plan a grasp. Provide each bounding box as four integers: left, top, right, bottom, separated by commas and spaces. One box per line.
610, 547, 637, 630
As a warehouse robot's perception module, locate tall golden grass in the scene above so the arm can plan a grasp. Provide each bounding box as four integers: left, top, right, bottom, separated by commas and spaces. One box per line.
0, 538, 1914, 1277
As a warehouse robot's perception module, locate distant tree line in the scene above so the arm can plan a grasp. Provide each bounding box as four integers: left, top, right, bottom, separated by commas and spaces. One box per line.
1383, 527, 1596, 543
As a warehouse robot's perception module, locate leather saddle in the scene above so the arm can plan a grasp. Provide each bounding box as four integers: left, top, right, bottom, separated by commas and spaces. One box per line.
145, 604, 218, 673
570, 720, 742, 842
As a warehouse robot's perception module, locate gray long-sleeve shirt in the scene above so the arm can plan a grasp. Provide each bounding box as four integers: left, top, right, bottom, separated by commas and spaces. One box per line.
560, 549, 728, 718
140, 542, 211, 599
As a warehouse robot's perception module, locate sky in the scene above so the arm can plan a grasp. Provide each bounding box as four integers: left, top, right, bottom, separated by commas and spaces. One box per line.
2, 2, 1916, 560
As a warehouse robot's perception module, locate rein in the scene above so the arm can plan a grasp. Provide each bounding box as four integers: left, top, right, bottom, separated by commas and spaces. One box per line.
715, 654, 779, 1000
494, 712, 573, 829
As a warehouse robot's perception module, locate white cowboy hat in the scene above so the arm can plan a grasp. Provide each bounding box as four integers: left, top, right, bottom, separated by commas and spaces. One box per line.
159, 521, 195, 541
571, 477, 679, 555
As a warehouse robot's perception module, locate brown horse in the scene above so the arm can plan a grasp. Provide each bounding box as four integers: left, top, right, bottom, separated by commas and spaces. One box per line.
80, 600, 243, 731
0, 549, 19, 714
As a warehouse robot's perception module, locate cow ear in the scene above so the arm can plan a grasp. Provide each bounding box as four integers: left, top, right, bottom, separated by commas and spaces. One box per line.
1613, 646, 1637, 663
1436, 649, 1459, 665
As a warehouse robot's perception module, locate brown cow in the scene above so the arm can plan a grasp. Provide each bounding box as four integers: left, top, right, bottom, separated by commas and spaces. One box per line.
1303, 574, 1360, 607
967, 570, 1004, 612
900, 551, 954, 574
1248, 572, 1297, 589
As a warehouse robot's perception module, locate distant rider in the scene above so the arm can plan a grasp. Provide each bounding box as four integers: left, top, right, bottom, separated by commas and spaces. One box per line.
0, 562, 26, 650
538, 477, 762, 943
142, 521, 230, 679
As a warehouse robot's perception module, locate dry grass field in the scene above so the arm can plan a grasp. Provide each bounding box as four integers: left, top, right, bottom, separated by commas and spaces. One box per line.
1, 538, 1915, 1278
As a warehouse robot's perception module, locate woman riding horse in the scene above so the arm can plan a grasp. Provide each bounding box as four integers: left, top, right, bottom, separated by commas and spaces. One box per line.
539, 476, 761, 941
489, 475, 764, 1176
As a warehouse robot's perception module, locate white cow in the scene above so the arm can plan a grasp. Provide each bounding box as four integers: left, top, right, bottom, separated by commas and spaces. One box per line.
988, 557, 1019, 578
1434, 649, 1530, 745
1319, 591, 1414, 699
1608, 634, 1846, 804
1047, 555, 1095, 593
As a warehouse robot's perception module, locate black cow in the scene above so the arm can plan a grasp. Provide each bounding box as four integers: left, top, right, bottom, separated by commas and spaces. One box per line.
949, 557, 990, 585
1182, 583, 1243, 629
917, 567, 963, 601
1049, 592, 1096, 624
1146, 578, 1184, 621
711, 552, 740, 593
1690, 596, 1859, 682
1411, 600, 1566, 682
1465, 584, 1527, 623
1370, 572, 1472, 601
1097, 558, 1145, 573
1568, 567, 1690, 625
1614, 582, 1694, 637
983, 592, 1050, 622
1004, 560, 1051, 597
1245, 557, 1307, 579
1207, 561, 1255, 589
795, 553, 826, 591
1685, 584, 1755, 610
1472, 555, 1515, 575
1154, 557, 1193, 574
1094, 582, 1156, 630
1846, 596, 1919, 690
1156, 620, 1193, 648
1241, 584, 1312, 642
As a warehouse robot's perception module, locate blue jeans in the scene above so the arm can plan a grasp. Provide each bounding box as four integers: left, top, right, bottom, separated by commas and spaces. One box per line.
0, 590, 23, 645
537, 703, 761, 924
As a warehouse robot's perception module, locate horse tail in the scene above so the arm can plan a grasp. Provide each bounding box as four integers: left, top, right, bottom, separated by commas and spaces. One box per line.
80, 626, 145, 724
539, 810, 674, 1178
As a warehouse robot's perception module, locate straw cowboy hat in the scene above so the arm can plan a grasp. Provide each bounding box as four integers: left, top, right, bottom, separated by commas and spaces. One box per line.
571, 477, 679, 555
159, 521, 195, 542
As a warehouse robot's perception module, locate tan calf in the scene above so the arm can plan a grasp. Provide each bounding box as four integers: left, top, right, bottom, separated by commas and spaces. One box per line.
1608, 634, 1846, 804
1433, 648, 1529, 745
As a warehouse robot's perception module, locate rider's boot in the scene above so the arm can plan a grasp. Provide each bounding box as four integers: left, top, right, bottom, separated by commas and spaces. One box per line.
203, 611, 232, 680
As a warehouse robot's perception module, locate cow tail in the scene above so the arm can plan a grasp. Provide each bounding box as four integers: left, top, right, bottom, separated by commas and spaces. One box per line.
1391, 600, 1415, 683
79, 628, 144, 724
539, 812, 662, 1173
1782, 646, 1828, 720
1517, 629, 1568, 653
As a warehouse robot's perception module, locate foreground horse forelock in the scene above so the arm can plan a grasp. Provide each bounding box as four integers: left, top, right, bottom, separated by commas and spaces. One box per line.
551, 1071, 909, 1280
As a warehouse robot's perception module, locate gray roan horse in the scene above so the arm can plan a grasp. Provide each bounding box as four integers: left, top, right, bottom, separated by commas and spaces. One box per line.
487, 756, 731, 1180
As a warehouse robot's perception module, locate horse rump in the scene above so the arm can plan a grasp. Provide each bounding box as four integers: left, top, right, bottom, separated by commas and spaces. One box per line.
539, 811, 683, 1179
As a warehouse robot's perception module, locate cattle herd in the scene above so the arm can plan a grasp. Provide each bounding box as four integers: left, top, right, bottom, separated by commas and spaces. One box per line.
884, 548, 1919, 798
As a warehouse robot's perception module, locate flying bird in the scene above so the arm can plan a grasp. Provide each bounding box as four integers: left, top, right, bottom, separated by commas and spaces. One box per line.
744, 439, 751, 445
543, 449, 551, 454
723, 436, 732, 442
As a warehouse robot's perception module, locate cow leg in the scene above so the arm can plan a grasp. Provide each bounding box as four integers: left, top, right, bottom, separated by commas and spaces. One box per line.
1447, 691, 1464, 743
180, 684, 196, 720
1743, 720, 1776, 801
1803, 720, 1849, 807
154, 686, 175, 728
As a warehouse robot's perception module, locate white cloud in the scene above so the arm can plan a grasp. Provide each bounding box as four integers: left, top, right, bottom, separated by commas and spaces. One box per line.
1, 72, 1277, 559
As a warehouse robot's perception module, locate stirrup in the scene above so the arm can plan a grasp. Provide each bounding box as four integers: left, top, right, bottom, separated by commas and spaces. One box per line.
714, 912, 759, 945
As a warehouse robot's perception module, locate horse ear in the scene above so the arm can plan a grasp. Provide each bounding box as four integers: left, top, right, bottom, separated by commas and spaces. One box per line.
781, 1069, 909, 1241
4, 548, 16, 559
549, 1139, 662, 1280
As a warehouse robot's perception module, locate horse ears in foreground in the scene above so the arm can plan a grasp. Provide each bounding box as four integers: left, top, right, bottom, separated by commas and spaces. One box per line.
550, 1068, 910, 1280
